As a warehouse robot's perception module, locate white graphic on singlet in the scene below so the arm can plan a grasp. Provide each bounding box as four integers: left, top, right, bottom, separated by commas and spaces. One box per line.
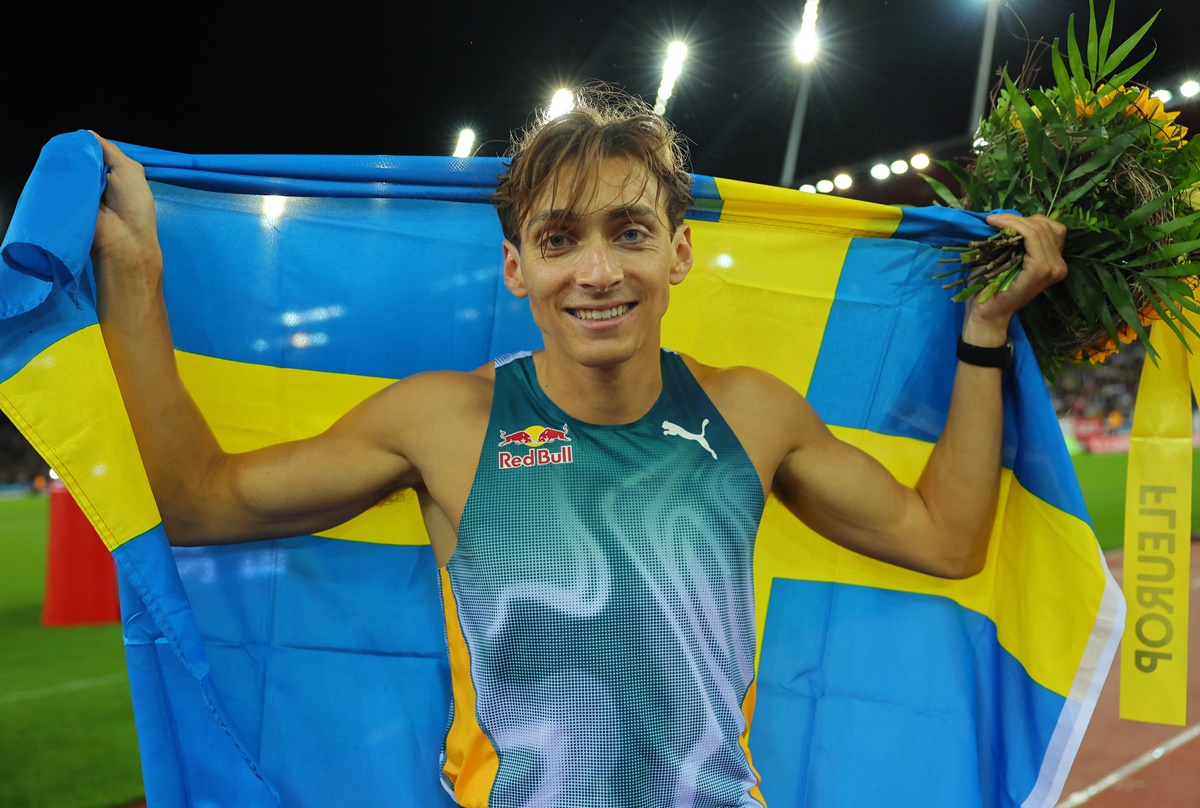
662, 418, 718, 459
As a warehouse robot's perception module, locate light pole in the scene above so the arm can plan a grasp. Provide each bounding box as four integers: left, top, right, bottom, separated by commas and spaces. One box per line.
780, 0, 820, 187
968, 0, 1001, 134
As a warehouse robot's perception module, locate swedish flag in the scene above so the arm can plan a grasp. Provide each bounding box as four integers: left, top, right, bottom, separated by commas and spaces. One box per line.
0, 131, 1122, 806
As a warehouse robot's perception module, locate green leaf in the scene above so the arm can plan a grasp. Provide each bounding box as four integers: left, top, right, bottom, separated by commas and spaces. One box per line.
1108, 48, 1157, 90
1055, 174, 1108, 210
1126, 238, 1200, 268
1039, 136, 1064, 179
1006, 76, 1046, 183
941, 160, 977, 193
1137, 265, 1200, 279
1062, 132, 1136, 182
1100, 10, 1160, 77
1028, 89, 1062, 123
1122, 189, 1182, 229
1147, 277, 1200, 315
1095, 264, 1150, 344
1097, 0, 1116, 73
1050, 39, 1076, 108
921, 174, 963, 208
1067, 14, 1087, 92
1143, 280, 1200, 344
1086, 0, 1100, 79
1145, 208, 1200, 239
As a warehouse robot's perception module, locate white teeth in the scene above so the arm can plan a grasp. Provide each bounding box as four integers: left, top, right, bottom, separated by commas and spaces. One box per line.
573, 304, 630, 321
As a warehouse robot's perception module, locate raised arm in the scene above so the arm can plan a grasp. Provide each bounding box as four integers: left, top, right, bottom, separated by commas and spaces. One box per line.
90, 135, 466, 546
768, 213, 1067, 578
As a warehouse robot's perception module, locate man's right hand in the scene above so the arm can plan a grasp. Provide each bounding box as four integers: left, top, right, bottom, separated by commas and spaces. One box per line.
91, 133, 162, 280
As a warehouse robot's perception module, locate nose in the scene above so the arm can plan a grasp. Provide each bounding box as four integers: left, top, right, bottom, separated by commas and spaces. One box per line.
575, 238, 623, 291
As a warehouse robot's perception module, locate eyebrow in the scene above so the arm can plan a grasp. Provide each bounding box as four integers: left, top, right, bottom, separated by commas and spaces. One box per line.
527, 204, 659, 229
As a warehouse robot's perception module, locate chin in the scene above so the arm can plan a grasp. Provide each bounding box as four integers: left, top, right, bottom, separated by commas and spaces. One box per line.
572, 344, 634, 369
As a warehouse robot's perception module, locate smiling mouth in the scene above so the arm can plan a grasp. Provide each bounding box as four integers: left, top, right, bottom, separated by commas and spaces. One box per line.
569, 303, 633, 321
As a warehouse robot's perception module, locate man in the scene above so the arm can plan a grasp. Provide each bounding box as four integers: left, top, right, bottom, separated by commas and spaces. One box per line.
91, 91, 1066, 807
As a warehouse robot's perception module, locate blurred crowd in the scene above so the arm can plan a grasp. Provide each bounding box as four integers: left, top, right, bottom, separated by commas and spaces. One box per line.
1051, 345, 1142, 431
1, 412, 50, 487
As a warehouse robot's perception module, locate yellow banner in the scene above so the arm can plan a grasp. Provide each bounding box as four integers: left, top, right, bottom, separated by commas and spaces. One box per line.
1121, 318, 1194, 724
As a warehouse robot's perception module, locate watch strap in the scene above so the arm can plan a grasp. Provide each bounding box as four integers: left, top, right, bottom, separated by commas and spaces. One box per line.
957, 337, 1013, 368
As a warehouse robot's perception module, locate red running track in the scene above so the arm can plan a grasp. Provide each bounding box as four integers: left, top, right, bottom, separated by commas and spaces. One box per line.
1056, 546, 1200, 807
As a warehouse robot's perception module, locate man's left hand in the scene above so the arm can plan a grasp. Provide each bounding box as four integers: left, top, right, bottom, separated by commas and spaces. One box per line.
965, 213, 1068, 344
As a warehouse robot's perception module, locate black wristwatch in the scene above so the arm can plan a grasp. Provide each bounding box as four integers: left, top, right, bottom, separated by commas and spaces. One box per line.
957, 337, 1014, 369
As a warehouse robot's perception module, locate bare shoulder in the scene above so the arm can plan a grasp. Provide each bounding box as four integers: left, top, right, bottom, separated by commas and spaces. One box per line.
380, 362, 495, 409
331, 363, 495, 453
679, 354, 827, 485
680, 354, 807, 424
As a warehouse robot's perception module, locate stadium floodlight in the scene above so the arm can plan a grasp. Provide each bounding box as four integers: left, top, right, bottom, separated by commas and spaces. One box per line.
833, 173, 852, 190
816, 179, 834, 193
911, 153, 930, 170
547, 89, 575, 120
870, 164, 891, 180
1152, 89, 1174, 105
890, 159, 909, 175
794, 0, 820, 63
453, 129, 475, 158
1182, 80, 1200, 98
799, 184, 817, 193
653, 42, 689, 115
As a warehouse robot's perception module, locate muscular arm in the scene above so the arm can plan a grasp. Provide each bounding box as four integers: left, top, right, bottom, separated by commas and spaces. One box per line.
768, 213, 1067, 578
91, 135, 445, 546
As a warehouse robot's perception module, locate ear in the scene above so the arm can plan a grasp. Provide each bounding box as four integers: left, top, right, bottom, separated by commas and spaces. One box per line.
502, 240, 528, 298
669, 224, 693, 285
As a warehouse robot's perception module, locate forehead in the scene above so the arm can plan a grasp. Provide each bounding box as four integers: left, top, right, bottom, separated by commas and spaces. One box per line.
523, 156, 663, 232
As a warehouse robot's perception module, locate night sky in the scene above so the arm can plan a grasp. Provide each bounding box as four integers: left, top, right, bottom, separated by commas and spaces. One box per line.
2, 0, 1198, 226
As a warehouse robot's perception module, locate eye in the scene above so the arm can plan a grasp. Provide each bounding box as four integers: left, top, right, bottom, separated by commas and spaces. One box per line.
543, 233, 570, 249
619, 228, 645, 243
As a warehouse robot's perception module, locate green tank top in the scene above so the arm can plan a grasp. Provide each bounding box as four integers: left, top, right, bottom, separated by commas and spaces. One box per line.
440, 349, 767, 807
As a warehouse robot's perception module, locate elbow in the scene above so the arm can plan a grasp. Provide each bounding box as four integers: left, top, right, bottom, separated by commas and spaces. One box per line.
935, 555, 986, 580
161, 511, 210, 547
929, 529, 991, 579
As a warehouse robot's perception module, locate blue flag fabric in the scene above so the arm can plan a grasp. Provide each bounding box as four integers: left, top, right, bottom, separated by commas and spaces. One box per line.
0, 131, 1123, 806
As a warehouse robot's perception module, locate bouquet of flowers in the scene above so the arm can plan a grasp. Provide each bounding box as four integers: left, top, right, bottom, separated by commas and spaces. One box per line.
928, 0, 1200, 378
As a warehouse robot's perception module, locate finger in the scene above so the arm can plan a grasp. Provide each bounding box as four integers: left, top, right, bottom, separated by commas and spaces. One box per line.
987, 214, 1065, 269
88, 131, 134, 172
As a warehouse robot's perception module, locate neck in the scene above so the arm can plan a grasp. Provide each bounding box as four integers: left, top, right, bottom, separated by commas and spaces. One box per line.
533, 346, 663, 425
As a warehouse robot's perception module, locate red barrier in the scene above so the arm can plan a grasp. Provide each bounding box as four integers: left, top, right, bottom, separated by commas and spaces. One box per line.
42, 481, 121, 626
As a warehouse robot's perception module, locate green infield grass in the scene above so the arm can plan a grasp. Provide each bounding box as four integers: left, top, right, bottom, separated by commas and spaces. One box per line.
0, 494, 143, 808
1071, 450, 1200, 552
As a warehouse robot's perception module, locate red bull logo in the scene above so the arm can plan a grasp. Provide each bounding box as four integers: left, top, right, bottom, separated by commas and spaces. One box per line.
497, 423, 574, 469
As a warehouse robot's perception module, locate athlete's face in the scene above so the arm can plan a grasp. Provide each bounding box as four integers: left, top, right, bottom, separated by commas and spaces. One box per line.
502, 157, 693, 370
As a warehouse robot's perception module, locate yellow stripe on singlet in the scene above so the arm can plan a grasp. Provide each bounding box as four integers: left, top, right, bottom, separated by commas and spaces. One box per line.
439, 566, 500, 805
738, 678, 768, 807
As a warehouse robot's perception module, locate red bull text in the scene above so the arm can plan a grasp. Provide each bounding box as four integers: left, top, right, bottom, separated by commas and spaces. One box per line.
497, 424, 574, 469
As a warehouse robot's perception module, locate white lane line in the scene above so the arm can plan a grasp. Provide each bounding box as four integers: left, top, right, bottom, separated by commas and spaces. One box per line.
0, 673, 125, 706
1057, 722, 1200, 806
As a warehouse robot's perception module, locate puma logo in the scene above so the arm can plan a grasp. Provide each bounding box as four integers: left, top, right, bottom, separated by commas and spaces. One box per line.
662, 419, 718, 460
